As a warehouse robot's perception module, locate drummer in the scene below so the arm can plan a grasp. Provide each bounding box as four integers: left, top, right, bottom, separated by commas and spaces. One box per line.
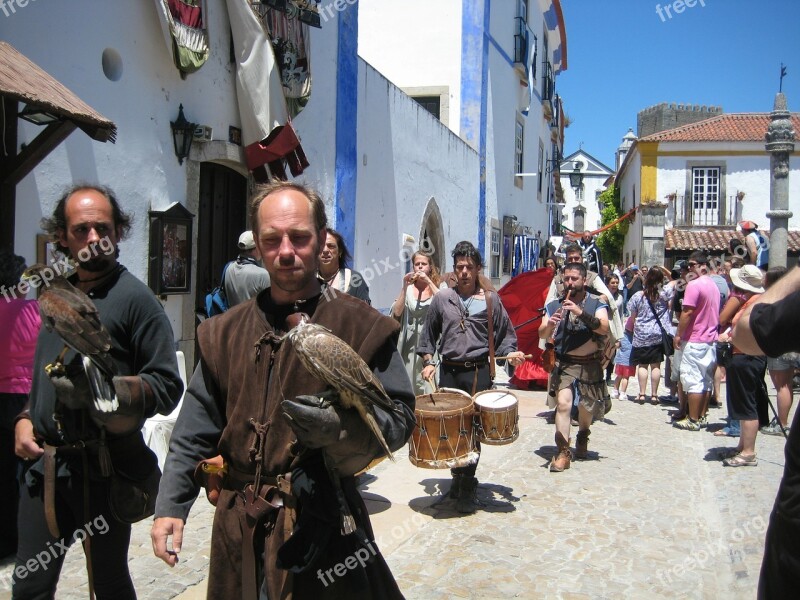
539, 262, 610, 473
417, 241, 525, 513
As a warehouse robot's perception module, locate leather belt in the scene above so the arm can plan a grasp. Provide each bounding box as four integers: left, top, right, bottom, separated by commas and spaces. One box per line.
42, 439, 102, 539
226, 467, 295, 600
43, 444, 59, 538
442, 357, 489, 369
556, 352, 602, 365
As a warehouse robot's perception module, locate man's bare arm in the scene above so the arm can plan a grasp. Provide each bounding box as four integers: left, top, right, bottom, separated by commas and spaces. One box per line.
733, 266, 800, 354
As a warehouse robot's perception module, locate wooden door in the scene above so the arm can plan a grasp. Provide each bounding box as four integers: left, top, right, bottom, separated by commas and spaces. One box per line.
195, 162, 248, 316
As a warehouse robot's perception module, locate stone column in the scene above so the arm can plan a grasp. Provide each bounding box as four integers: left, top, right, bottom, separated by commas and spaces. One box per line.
765, 93, 795, 269
640, 202, 668, 267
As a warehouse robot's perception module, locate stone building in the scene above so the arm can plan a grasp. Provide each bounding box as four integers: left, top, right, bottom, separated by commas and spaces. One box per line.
1, 0, 569, 367
637, 102, 724, 139
616, 111, 800, 267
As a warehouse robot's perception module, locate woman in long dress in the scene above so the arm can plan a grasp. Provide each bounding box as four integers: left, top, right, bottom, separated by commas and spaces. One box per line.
391, 251, 441, 394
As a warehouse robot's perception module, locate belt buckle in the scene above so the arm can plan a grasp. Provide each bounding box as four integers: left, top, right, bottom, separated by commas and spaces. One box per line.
464, 360, 475, 369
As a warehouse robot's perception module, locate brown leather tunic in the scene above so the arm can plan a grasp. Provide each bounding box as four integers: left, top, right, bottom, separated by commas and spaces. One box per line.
196, 292, 409, 599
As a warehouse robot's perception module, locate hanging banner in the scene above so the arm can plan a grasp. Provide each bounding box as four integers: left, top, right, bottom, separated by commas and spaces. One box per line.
154, 0, 210, 74
226, 0, 309, 181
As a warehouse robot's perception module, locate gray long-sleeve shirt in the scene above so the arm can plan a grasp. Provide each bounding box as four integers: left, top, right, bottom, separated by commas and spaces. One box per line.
416, 288, 517, 362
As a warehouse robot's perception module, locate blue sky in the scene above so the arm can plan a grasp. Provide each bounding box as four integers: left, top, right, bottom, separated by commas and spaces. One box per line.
556, 0, 800, 169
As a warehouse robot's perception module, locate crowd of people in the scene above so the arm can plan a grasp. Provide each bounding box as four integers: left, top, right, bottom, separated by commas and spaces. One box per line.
3, 191, 798, 599
549, 237, 799, 472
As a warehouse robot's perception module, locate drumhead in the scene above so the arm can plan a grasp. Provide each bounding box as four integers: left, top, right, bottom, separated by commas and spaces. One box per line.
437, 387, 472, 399
415, 391, 473, 412
474, 390, 517, 409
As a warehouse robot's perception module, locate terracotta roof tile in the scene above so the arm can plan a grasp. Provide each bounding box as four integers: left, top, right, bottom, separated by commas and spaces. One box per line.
665, 228, 800, 253
641, 113, 800, 143
0, 42, 116, 142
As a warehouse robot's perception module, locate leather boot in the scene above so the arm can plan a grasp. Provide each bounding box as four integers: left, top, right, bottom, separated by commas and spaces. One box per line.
550, 431, 572, 472
448, 473, 463, 499
575, 429, 590, 459
456, 477, 478, 514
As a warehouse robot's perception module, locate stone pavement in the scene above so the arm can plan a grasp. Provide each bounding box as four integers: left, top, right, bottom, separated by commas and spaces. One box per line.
0, 371, 793, 599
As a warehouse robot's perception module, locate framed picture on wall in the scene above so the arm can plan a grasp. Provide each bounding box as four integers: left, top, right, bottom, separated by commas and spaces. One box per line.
148, 203, 194, 295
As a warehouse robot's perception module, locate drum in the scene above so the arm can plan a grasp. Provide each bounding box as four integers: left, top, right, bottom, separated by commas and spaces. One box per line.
409, 388, 477, 469
473, 390, 519, 445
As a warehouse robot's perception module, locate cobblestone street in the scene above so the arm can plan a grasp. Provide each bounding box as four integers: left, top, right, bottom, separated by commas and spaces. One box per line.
1, 374, 791, 599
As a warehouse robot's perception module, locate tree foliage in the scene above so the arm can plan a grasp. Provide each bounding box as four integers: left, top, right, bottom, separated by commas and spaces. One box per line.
596, 185, 627, 264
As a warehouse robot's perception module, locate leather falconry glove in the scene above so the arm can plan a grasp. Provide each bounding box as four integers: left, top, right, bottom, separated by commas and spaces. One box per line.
48, 360, 94, 410
84, 359, 155, 435
282, 395, 382, 476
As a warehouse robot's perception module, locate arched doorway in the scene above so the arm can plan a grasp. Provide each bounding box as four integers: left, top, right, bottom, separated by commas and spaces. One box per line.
420, 197, 445, 273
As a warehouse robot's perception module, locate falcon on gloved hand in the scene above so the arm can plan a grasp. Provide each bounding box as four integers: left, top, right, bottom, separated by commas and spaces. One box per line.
284, 316, 397, 460
23, 264, 118, 412
282, 315, 400, 535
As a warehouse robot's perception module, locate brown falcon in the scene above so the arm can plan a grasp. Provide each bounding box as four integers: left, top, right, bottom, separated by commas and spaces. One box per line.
23, 263, 116, 382
286, 317, 397, 461
284, 316, 400, 534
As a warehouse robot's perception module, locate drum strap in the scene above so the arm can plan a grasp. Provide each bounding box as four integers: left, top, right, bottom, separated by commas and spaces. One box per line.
486, 291, 496, 382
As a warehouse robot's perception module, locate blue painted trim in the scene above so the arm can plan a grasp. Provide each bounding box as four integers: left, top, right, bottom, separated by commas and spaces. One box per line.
553, 46, 562, 68
543, 3, 558, 30
334, 3, 358, 252
460, 1, 482, 150
487, 34, 513, 68
461, 0, 490, 257
478, 0, 489, 257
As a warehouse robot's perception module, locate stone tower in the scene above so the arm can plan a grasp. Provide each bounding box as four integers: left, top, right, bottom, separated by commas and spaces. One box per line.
637, 103, 724, 138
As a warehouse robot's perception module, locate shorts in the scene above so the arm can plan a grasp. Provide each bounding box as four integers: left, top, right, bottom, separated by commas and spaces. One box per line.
727, 354, 768, 421
670, 348, 683, 382
679, 341, 716, 394
767, 352, 800, 372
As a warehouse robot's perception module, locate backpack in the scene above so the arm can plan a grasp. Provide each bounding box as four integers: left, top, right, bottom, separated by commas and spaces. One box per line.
205, 262, 232, 317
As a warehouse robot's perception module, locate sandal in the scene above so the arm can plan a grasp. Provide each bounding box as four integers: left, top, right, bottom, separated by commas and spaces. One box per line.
713, 427, 740, 437
636, 394, 646, 405
723, 453, 758, 467
717, 447, 742, 460
650, 396, 659, 405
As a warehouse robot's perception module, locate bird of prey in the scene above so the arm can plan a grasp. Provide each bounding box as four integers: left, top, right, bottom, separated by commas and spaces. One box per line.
286, 317, 397, 461
284, 316, 399, 534
23, 264, 118, 411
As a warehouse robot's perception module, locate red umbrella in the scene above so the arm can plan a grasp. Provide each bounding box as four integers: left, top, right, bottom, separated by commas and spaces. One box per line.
498, 267, 554, 389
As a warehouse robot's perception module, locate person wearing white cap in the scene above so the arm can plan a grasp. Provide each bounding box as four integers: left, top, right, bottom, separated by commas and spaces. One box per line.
716, 264, 767, 466
223, 230, 270, 307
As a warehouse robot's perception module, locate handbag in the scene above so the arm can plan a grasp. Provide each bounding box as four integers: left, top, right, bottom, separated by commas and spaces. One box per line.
108, 466, 161, 524
646, 296, 674, 357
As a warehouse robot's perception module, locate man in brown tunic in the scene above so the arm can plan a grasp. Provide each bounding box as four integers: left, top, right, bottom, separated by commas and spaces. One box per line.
151, 182, 415, 599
